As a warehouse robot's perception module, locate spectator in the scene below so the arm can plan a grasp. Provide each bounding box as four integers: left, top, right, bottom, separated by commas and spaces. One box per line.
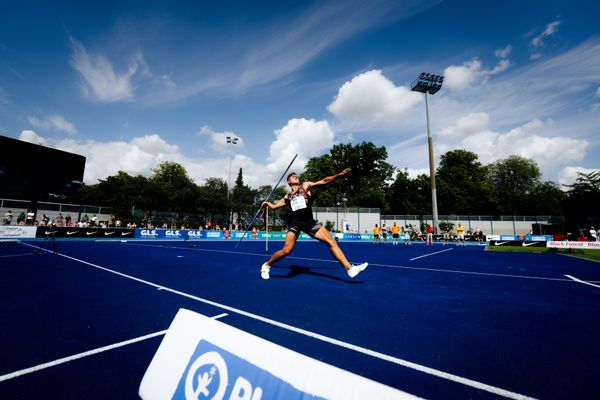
426, 224, 433, 245
373, 224, 381, 244
91, 214, 98, 226
26, 209, 35, 225
3, 209, 13, 225
17, 211, 26, 225
590, 226, 598, 241
457, 223, 465, 246
443, 226, 450, 245
391, 222, 400, 245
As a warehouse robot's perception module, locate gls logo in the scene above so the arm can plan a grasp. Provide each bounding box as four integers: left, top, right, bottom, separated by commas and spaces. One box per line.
188, 230, 203, 238
166, 230, 181, 237
174, 340, 319, 400
141, 229, 158, 237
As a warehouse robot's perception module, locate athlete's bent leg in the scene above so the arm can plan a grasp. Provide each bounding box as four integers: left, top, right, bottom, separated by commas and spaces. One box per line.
261, 231, 298, 279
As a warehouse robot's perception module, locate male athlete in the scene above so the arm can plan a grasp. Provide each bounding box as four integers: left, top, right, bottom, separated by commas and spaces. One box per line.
260, 168, 368, 280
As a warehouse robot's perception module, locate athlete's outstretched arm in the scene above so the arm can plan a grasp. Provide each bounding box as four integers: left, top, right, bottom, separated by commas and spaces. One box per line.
262, 197, 287, 210
306, 168, 351, 189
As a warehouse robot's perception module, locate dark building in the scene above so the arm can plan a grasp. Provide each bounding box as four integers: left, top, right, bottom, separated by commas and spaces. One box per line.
0, 135, 86, 200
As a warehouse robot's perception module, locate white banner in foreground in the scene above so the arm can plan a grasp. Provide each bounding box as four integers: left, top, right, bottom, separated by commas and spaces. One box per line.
0, 226, 36, 239
139, 309, 418, 400
547, 241, 600, 249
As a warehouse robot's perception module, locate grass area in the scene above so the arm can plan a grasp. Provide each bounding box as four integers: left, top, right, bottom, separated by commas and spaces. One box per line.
486, 245, 600, 262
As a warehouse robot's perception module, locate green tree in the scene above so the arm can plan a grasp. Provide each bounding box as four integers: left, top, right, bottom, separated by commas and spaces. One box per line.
80, 171, 154, 218
436, 149, 494, 214
487, 155, 541, 215
197, 177, 228, 223
521, 181, 565, 215
230, 168, 255, 225
564, 171, 600, 228
386, 169, 415, 214
151, 161, 199, 220
302, 142, 394, 209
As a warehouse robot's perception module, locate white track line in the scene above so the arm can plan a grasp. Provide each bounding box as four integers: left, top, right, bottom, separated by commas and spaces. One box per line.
0, 313, 228, 382
17, 242, 535, 399
410, 247, 454, 261
564, 274, 600, 289
122, 242, 571, 283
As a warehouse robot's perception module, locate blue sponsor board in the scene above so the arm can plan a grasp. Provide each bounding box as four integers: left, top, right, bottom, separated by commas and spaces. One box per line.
186, 229, 205, 239
343, 233, 363, 240
173, 340, 322, 400
500, 235, 520, 241
525, 235, 552, 241
133, 229, 379, 242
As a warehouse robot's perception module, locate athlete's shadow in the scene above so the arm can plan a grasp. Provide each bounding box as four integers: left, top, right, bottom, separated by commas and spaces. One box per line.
271, 264, 362, 284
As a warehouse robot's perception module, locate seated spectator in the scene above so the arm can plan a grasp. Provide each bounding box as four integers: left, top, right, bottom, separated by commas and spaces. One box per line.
3, 209, 13, 225
17, 211, 26, 225
26, 209, 35, 225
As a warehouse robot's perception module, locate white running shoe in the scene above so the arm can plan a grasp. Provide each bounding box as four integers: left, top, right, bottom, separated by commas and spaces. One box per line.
347, 262, 368, 278
260, 263, 270, 280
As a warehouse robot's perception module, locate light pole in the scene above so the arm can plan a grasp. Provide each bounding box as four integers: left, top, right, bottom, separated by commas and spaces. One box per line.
226, 136, 239, 227
411, 72, 443, 235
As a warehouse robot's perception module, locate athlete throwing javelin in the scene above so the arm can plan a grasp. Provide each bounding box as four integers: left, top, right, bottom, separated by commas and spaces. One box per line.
260, 168, 368, 280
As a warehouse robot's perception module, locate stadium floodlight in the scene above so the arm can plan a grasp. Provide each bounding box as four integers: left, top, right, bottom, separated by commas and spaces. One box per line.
411, 72, 444, 234
226, 136, 239, 227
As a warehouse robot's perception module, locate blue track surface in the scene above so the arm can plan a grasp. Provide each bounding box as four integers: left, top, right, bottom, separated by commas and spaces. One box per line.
1, 239, 599, 399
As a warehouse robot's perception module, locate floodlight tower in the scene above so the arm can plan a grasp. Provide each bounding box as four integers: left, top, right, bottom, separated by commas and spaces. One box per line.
411, 73, 444, 234
226, 136, 239, 226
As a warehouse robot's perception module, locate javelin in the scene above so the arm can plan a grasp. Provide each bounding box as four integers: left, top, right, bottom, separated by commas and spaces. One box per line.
235, 153, 298, 248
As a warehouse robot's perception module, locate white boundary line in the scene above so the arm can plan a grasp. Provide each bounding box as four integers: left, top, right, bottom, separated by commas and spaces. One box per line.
0, 313, 228, 382
410, 247, 454, 261
17, 242, 535, 399
564, 274, 600, 289
121, 242, 571, 283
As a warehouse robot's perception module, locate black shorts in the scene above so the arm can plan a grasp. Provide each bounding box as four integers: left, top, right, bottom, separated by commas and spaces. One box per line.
392, 234, 399, 238
289, 221, 322, 238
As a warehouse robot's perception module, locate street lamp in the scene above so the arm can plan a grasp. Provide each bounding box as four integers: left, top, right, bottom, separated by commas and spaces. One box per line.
226, 136, 239, 227
411, 72, 444, 235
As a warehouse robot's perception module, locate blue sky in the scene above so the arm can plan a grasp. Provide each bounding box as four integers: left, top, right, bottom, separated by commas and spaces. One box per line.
1, 0, 599, 189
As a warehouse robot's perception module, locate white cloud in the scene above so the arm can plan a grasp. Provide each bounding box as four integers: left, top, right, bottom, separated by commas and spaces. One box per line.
19, 130, 47, 145
443, 59, 482, 91
69, 37, 146, 103
489, 59, 510, 75
596, 86, 600, 97
267, 118, 334, 175
443, 58, 510, 91
437, 113, 588, 171
327, 69, 421, 123
531, 20, 561, 47
495, 45, 512, 59
440, 112, 490, 138
198, 126, 245, 153
557, 166, 600, 187
27, 115, 77, 135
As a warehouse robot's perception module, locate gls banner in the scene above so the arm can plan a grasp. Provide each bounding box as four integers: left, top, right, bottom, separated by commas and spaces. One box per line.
139, 309, 417, 400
